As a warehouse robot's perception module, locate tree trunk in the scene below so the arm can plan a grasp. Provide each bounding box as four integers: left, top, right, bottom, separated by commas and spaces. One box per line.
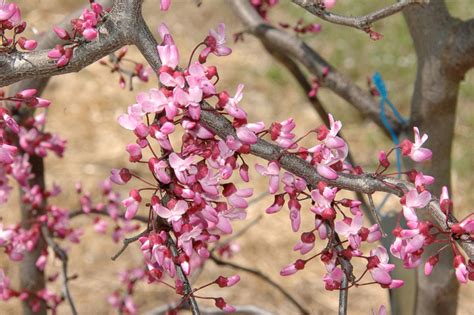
19, 155, 47, 315
402, 1, 464, 314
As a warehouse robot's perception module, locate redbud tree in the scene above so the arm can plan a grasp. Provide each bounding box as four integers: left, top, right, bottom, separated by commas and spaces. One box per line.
0, 1, 473, 315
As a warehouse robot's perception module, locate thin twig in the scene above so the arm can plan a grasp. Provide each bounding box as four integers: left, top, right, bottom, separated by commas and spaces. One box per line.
292, 0, 426, 32
367, 193, 387, 237
68, 208, 148, 223
167, 234, 201, 315
40, 224, 78, 315
111, 227, 151, 260
210, 253, 310, 315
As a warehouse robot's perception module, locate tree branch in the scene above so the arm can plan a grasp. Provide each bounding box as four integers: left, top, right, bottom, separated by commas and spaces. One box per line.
210, 253, 310, 315
231, 0, 404, 137
264, 46, 375, 225
40, 224, 77, 315
0, 0, 132, 87
292, 0, 426, 32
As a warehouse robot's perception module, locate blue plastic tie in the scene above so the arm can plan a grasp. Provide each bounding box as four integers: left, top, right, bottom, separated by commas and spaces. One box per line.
372, 72, 408, 177
372, 72, 408, 214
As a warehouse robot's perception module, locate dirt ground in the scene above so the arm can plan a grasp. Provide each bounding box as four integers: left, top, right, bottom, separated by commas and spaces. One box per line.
1, 1, 473, 314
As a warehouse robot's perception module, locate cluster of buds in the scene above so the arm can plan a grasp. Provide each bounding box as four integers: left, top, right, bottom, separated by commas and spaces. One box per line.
279, 18, 322, 35
0, 1, 37, 51
48, 1, 106, 67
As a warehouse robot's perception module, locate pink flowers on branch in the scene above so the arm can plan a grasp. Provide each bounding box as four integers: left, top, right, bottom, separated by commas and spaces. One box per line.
0, 1, 36, 51
48, 1, 105, 67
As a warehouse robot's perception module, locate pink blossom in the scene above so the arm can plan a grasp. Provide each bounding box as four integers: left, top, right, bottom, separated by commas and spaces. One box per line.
323, 0, 337, 10
368, 246, 402, 287
323, 267, 344, 290
402, 189, 431, 222
169, 152, 198, 184
148, 158, 171, 184
0, 143, 17, 164
414, 171, 434, 188
236, 121, 265, 145
270, 118, 297, 149
160, 0, 171, 11
157, 43, 179, 69
223, 84, 247, 119
255, 161, 280, 194
122, 189, 142, 220
453, 255, 468, 283
126, 143, 142, 162
424, 255, 439, 276
335, 214, 363, 249
0, 2, 20, 26
400, 127, 432, 162
310, 186, 337, 216
280, 259, 306, 276
109, 168, 131, 185
215, 298, 236, 313
266, 194, 285, 213
153, 199, 188, 223
216, 275, 240, 287
186, 62, 216, 96
199, 23, 232, 63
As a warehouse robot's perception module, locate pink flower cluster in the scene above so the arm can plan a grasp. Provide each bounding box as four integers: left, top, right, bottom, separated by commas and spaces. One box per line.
0, 1, 37, 51
113, 23, 247, 311
48, 2, 105, 67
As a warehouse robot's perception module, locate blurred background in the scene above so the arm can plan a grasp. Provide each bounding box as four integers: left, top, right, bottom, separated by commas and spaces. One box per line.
1, 0, 473, 314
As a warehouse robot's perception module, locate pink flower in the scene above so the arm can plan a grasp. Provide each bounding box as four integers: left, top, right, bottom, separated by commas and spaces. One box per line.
223, 84, 247, 119
402, 189, 431, 222
323, 267, 344, 290
335, 214, 363, 249
199, 23, 232, 63
270, 118, 297, 149
109, 168, 132, 185
186, 62, 216, 95
323, 0, 336, 10
158, 43, 179, 69
0, 2, 20, 26
368, 246, 403, 287
310, 186, 337, 216
126, 143, 142, 162
453, 255, 468, 283
160, 0, 171, 11
215, 298, 236, 313
169, 152, 197, 184
0, 143, 17, 164
153, 199, 188, 223
280, 259, 306, 276
440, 186, 453, 215
400, 127, 432, 162
122, 189, 142, 220
236, 121, 265, 145
424, 255, 439, 276
414, 171, 434, 188
216, 275, 240, 287
255, 161, 280, 194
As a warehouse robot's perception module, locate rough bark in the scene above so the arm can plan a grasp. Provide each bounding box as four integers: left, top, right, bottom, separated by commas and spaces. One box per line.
403, 1, 472, 314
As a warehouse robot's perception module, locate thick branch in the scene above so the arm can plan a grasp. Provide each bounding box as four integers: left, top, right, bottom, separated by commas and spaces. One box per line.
0, 0, 134, 87
231, 0, 404, 137
292, 0, 426, 32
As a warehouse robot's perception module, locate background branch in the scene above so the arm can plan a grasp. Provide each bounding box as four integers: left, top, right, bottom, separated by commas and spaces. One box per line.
40, 224, 77, 315
231, 0, 404, 137
210, 253, 309, 315
292, 0, 425, 32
